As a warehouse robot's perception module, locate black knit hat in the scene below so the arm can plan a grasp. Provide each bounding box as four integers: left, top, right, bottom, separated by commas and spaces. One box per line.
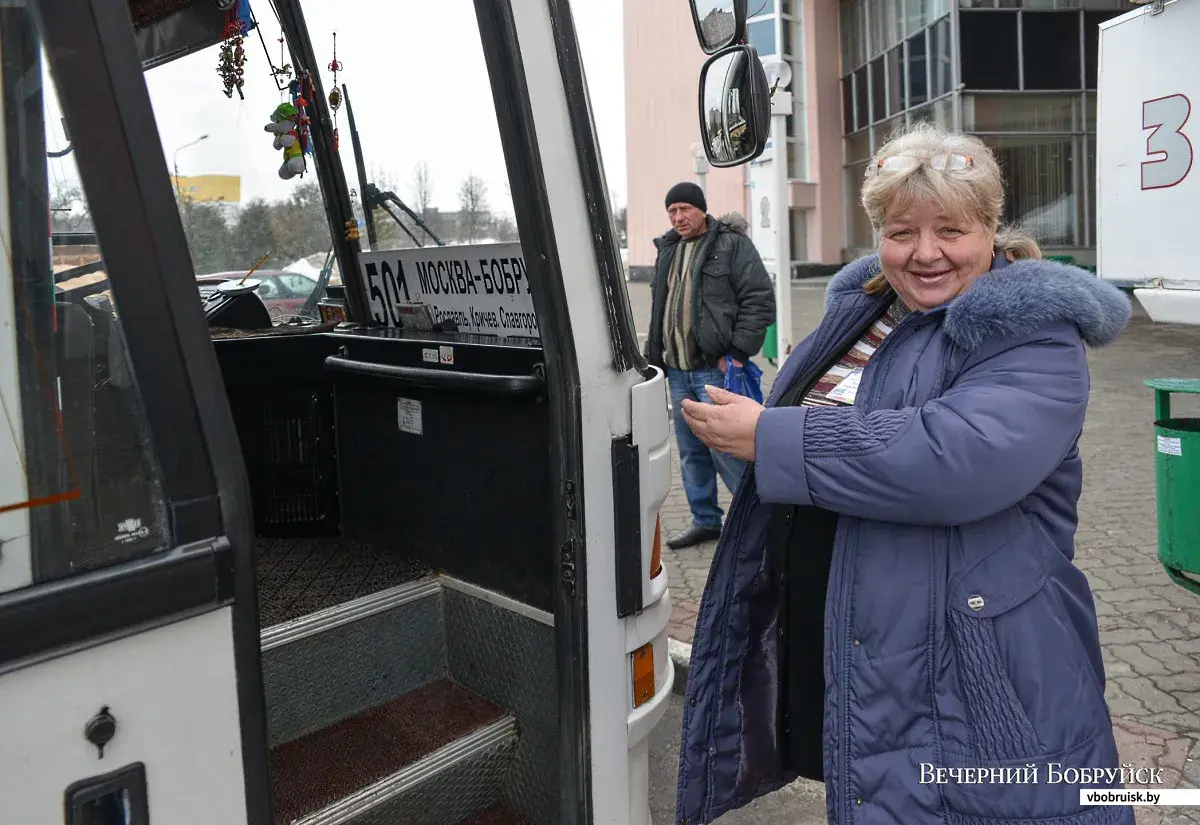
665, 181, 707, 214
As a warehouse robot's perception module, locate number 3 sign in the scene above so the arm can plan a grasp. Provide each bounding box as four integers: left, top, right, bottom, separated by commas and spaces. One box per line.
1142, 94, 1194, 190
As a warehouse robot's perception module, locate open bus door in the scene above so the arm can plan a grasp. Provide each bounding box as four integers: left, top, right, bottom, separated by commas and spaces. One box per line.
0, 1, 269, 823
0, 0, 771, 823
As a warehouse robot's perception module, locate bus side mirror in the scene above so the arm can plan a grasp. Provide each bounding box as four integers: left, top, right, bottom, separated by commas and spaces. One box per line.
688, 0, 748, 55
697, 45, 771, 168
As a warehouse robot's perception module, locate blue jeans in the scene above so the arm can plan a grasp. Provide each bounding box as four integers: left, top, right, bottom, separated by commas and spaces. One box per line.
667, 367, 748, 529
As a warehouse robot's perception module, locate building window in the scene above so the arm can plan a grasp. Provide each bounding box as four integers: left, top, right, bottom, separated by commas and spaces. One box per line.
906, 31, 929, 107
906, 0, 926, 36
984, 135, 1078, 246
868, 0, 884, 56
782, 18, 802, 56
841, 0, 858, 70
845, 162, 874, 248
929, 17, 952, 98
875, 114, 906, 147
959, 10, 1019, 89
854, 66, 870, 130
1084, 11, 1121, 88
842, 76, 856, 133
886, 46, 903, 116
962, 94, 1080, 131
750, 0, 776, 14
1085, 134, 1096, 244
870, 56, 886, 122
845, 130, 871, 164
1022, 12, 1081, 89
882, 0, 903, 47
908, 97, 954, 128
749, 18, 778, 55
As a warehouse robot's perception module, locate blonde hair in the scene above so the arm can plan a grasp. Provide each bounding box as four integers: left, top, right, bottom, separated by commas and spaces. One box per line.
859, 123, 1041, 295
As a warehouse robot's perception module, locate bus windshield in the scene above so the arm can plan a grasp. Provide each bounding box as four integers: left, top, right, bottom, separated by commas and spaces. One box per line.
131, 0, 520, 327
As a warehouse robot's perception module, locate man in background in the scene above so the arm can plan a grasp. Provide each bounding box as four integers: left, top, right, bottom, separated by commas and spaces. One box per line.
644, 181, 774, 549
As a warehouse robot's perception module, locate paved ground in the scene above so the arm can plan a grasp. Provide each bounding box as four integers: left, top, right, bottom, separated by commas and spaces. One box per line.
633, 279, 1200, 824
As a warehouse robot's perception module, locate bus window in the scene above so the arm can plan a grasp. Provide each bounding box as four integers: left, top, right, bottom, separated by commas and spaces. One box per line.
0, 36, 169, 594
142, 35, 337, 322
293, 2, 520, 255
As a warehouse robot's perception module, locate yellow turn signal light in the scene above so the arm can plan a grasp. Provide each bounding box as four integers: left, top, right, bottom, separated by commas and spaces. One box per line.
632, 642, 655, 708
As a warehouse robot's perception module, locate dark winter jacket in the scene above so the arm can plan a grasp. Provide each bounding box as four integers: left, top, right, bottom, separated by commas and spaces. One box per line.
644, 212, 775, 369
676, 253, 1136, 825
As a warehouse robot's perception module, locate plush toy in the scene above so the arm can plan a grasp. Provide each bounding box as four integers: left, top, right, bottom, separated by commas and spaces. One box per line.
265, 101, 306, 180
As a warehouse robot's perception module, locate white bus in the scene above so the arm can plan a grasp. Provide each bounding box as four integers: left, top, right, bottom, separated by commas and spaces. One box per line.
0, 0, 770, 823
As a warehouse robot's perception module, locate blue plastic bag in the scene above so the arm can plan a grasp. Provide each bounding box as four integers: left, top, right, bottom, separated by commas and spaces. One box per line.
722, 355, 763, 404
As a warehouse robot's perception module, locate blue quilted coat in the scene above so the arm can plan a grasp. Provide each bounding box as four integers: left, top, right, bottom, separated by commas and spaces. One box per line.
675, 254, 1137, 825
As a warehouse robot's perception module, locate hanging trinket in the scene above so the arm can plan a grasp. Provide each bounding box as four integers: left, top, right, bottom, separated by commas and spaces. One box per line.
271, 36, 293, 90
327, 32, 344, 152
217, 4, 247, 99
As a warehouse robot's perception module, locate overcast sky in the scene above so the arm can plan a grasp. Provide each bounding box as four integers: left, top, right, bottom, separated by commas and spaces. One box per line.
98, 0, 628, 216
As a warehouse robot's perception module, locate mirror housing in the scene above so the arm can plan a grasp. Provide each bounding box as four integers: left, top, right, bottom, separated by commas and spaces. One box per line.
697, 45, 771, 168
688, 0, 748, 55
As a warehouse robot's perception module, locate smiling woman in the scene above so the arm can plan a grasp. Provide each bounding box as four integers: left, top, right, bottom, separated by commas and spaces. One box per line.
675, 120, 1137, 825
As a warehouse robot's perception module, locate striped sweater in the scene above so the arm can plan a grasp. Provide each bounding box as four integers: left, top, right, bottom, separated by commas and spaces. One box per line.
800, 296, 910, 407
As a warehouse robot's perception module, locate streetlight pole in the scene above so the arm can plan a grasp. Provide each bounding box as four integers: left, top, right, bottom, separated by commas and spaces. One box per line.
173, 134, 209, 201
770, 85, 793, 364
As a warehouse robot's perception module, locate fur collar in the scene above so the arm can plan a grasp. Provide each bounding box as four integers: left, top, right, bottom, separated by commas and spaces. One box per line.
826, 254, 1132, 352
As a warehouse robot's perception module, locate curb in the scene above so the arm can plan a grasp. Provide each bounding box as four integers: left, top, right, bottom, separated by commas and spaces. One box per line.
668, 637, 692, 696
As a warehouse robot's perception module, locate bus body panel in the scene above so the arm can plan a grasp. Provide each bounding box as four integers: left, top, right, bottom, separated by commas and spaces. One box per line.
1, 607, 248, 824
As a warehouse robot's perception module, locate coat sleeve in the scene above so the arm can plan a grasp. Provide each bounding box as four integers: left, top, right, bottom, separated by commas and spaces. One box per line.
752, 328, 1089, 526
728, 236, 776, 363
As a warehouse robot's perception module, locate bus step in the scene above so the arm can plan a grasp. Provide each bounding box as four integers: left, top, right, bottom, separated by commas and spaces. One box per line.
260, 575, 443, 745
255, 536, 430, 628
269, 678, 518, 825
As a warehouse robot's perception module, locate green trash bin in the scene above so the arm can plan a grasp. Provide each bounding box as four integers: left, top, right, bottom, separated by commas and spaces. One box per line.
1144, 378, 1200, 596
762, 322, 778, 362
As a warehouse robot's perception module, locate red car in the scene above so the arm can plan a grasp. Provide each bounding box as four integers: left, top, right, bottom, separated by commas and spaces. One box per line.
196, 269, 323, 319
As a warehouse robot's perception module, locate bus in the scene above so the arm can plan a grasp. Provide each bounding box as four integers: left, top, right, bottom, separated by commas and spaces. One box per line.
0, 0, 769, 822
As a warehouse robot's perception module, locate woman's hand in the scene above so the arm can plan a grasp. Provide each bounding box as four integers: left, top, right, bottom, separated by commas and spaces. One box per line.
681, 385, 764, 462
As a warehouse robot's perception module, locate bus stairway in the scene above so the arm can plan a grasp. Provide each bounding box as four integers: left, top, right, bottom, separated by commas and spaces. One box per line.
257, 538, 537, 825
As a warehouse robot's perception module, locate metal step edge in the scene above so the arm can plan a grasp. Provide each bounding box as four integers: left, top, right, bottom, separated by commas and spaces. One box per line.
260, 576, 440, 651
291, 715, 518, 825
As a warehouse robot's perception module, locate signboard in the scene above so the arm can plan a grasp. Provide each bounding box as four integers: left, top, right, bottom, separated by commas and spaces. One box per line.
1096, 2, 1197, 289
172, 174, 242, 203
357, 243, 539, 338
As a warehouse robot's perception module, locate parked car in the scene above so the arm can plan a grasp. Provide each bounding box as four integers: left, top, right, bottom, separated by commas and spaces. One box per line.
196, 269, 323, 319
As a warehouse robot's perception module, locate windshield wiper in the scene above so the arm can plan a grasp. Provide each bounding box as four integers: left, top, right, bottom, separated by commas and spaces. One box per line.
342, 84, 444, 250
364, 183, 445, 248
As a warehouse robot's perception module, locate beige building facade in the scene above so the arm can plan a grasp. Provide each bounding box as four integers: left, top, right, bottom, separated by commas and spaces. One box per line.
625, 0, 1128, 281
623, 0, 845, 280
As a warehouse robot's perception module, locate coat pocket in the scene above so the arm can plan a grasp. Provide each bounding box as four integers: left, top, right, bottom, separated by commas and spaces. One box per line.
944, 514, 1103, 764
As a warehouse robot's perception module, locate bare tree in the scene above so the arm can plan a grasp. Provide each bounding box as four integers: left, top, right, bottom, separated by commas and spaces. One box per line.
50, 185, 93, 233
457, 174, 489, 243
411, 161, 433, 219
